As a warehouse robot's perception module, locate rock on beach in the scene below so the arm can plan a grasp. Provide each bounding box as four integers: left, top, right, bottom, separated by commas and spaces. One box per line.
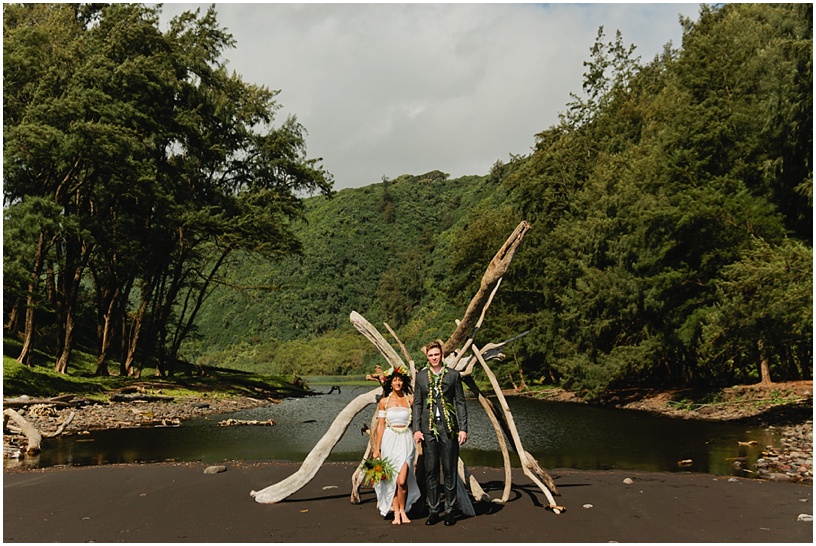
754, 421, 813, 485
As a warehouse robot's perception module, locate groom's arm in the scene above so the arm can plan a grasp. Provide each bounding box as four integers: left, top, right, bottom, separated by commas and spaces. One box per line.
453, 371, 468, 434
412, 374, 424, 441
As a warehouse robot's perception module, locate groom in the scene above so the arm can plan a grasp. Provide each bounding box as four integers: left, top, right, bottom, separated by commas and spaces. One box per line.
412, 340, 468, 526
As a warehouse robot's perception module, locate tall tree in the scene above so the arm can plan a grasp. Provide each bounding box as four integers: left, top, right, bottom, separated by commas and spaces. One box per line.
3, 4, 332, 375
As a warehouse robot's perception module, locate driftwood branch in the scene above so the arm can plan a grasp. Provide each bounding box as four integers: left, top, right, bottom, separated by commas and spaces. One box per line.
253, 312, 401, 504
350, 423, 375, 504
383, 322, 416, 380
3, 408, 42, 454
42, 411, 76, 438
443, 221, 530, 356
249, 221, 559, 515
110, 393, 174, 403
451, 277, 503, 370
471, 342, 563, 512
251, 387, 380, 504
3, 395, 90, 409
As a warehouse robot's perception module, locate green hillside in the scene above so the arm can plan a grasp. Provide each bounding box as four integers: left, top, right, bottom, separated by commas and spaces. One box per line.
185, 171, 519, 376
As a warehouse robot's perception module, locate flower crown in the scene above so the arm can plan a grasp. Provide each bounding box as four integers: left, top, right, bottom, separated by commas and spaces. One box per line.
385, 365, 409, 378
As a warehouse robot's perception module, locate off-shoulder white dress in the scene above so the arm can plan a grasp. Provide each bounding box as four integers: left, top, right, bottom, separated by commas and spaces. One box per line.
374, 405, 421, 517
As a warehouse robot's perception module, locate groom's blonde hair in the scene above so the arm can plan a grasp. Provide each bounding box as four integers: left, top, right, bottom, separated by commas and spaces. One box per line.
423, 339, 444, 356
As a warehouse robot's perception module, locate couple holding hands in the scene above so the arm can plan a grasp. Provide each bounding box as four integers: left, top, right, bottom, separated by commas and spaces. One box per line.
371, 340, 468, 527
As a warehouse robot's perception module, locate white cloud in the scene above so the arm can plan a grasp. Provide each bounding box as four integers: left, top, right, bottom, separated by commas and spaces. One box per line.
158, 3, 701, 190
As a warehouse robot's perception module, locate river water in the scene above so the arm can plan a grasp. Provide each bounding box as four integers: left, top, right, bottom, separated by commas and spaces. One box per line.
17, 385, 778, 476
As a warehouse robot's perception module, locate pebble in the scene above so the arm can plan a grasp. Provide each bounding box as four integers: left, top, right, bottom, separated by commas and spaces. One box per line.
204, 465, 227, 474
753, 421, 812, 485
623, 478, 634, 484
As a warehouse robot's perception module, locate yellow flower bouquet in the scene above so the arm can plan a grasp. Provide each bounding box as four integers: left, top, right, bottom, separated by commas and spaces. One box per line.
363, 456, 396, 486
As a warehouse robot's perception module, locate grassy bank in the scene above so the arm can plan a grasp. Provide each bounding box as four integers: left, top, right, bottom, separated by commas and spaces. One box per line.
3, 338, 307, 402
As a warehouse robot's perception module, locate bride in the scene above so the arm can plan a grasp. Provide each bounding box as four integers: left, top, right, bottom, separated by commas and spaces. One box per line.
372, 366, 420, 524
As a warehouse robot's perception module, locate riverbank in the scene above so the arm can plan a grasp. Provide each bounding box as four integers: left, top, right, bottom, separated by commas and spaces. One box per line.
4, 461, 812, 542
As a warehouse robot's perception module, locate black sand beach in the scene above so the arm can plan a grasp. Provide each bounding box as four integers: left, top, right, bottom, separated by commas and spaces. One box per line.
3, 461, 812, 543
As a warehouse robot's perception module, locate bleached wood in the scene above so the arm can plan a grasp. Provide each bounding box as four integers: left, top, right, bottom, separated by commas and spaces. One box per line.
42, 411, 75, 438
471, 343, 563, 512
3, 408, 42, 455
443, 221, 530, 356
251, 387, 379, 503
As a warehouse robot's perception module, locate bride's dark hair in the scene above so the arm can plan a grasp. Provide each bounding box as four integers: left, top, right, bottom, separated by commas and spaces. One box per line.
382, 368, 413, 396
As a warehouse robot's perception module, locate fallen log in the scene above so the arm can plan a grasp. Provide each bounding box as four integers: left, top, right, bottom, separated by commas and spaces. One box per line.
109, 393, 174, 403
3, 395, 91, 409
3, 408, 42, 455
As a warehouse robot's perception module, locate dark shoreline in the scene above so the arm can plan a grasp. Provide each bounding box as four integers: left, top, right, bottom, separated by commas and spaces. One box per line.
4, 460, 813, 543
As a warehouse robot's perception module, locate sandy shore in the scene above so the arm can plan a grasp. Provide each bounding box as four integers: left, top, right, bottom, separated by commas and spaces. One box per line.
3, 461, 812, 543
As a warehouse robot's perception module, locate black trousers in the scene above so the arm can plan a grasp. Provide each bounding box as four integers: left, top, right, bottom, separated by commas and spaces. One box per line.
422, 427, 459, 514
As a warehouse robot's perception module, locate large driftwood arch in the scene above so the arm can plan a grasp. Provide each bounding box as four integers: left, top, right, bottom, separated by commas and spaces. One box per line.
251, 221, 565, 513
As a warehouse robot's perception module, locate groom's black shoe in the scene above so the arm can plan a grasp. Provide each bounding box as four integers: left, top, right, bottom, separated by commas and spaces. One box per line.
425, 512, 442, 526
444, 511, 456, 526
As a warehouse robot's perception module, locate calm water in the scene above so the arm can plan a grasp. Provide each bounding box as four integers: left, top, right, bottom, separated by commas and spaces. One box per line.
8, 385, 779, 477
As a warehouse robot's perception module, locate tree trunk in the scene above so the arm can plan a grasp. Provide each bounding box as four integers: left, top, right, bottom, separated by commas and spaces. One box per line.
17, 231, 47, 366
124, 282, 153, 376
758, 339, 773, 385
95, 285, 120, 376
5, 297, 22, 334
167, 250, 230, 370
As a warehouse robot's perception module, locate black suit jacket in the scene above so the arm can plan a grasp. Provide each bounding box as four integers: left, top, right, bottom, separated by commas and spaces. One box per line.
412, 366, 468, 437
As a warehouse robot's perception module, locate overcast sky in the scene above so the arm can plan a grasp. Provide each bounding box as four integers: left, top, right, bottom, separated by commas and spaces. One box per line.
158, 3, 702, 191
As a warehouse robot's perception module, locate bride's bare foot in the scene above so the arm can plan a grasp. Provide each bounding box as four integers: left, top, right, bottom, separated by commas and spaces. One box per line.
400, 510, 411, 524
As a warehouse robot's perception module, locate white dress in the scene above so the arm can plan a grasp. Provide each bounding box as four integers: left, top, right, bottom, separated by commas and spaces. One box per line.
374, 405, 421, 517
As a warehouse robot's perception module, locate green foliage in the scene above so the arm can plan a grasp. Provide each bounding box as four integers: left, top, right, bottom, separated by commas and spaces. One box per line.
503, 3, 811, 399
192, 331, 373, 377
699, 237, 812, 382
3, 4, 331, 376
188, 172, 498, 358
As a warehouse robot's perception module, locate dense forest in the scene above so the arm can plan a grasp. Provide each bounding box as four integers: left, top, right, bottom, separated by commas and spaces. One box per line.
4, 4, 812, 400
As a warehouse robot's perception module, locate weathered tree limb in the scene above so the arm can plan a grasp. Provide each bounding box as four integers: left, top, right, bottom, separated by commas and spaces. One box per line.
443, 221, 530, 356
350, 430, 374, 504
109, 393, 173, 403
250, 222, 550, 516
350, 312, 406, 371
471, 343, 563, 512
254, 312, 404, 504
42, 411, 76, 438
3, 395, 89, 409
218, 418, 276, 426
383, 322, 416, 379
3, 408, 42, 454
463, 377, 513, 503
251, 387, 380, 503
450, 277, 503, 370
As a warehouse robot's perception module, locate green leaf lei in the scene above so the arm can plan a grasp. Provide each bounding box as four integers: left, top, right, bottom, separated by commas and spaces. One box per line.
426, 367, 458, 439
